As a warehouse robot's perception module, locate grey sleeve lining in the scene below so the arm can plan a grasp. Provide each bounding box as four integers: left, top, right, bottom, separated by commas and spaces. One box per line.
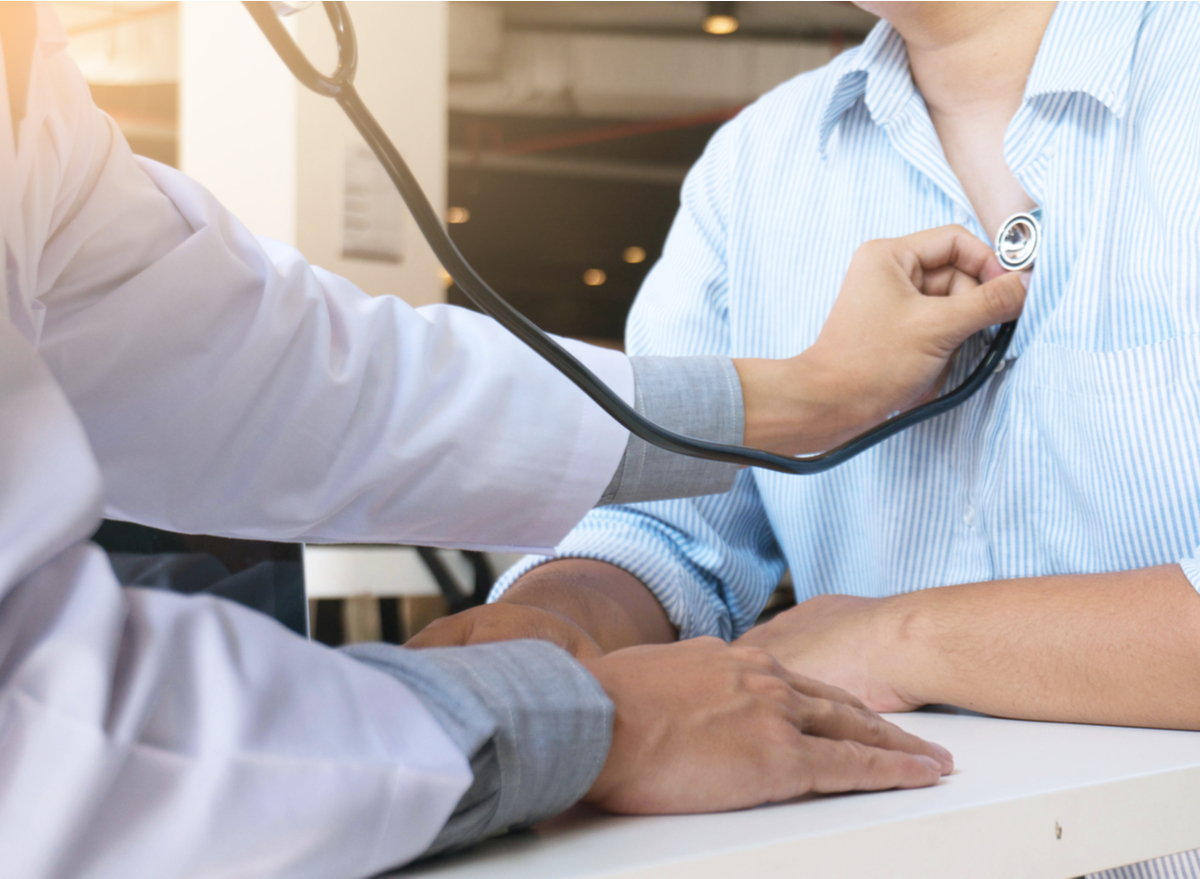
599, 355, 744, 506
341, 640, 613, 861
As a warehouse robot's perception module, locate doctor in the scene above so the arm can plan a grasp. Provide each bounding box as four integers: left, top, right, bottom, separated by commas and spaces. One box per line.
0, 4, 1026, 878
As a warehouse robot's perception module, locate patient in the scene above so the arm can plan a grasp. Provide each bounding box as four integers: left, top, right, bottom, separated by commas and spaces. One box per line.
414, 3, 1200, 876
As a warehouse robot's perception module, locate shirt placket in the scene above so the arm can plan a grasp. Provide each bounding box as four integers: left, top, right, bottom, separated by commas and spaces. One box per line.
877, 97, 988, 242
875, 94, 1002, 577
1000, 93, 1065, 360
973, 95, 1066, 576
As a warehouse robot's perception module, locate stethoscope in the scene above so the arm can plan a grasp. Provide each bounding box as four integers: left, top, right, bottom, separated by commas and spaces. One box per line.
243, 2, 1038, 476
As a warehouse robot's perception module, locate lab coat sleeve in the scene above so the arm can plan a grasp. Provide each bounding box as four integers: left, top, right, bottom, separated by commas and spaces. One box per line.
0, 313, 472, 878
30, 56, 631, 553
3, 551, 476, 879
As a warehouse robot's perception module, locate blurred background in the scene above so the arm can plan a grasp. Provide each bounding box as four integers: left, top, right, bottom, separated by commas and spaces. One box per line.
57, 0, 878, 644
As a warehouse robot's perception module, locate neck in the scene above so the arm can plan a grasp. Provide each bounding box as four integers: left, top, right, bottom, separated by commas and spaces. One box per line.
881, 3, 1057, 120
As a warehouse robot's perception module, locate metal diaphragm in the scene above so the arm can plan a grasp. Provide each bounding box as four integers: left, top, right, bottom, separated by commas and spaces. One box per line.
994, 207, 1042, 272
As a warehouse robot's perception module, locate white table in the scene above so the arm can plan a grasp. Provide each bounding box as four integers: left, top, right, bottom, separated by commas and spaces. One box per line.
397, 709, 1200, 879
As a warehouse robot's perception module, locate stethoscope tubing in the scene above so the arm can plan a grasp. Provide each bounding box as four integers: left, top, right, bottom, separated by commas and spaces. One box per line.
243, 1, 1017, 475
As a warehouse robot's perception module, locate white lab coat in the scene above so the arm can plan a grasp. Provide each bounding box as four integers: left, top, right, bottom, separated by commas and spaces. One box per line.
0, 6, 633, 877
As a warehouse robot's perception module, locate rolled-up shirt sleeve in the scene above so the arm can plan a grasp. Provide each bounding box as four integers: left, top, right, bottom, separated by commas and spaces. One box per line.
1179, 550, 1200, 596
490, 473, 785, 641
491, 116, 785, 640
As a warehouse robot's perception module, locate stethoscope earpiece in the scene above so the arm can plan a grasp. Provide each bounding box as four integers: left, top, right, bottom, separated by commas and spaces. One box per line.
995, 207, 1042, 272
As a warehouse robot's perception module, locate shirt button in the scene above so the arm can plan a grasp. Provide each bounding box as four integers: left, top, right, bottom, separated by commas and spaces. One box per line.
963, 504, 976, 526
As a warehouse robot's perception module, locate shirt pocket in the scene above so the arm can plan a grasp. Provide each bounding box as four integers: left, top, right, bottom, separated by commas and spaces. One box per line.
1007, 335, 1200, 574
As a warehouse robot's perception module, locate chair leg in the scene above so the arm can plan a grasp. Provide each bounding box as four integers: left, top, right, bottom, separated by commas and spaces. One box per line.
313, 598, 345, 646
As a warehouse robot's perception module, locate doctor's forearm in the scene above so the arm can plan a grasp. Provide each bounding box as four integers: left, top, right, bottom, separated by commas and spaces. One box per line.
882, 564, 1200, 729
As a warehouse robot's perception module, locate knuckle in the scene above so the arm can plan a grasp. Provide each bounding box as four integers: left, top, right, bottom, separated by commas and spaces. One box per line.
804, 697, 839, 731
855, 238, 889, 262
856, 711, 887, 742
729, 645, 775, 667
840, 739, 873, 765
760, 715, 802, 751
754, 675, 794, 703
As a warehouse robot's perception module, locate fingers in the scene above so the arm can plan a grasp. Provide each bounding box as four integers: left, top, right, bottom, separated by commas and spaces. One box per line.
918, 264, 990, 299
890, 224, 1000, 280
788, 736, 944, 796
778, 669, 867, 709
786, 695, 953, 773
940, 270, 1028, 339
728, 646, 864, 708
734, 651, 954, 773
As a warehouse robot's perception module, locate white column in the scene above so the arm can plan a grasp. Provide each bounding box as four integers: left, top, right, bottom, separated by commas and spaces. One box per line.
179, 1, 298, 246
179, 1, 448, 307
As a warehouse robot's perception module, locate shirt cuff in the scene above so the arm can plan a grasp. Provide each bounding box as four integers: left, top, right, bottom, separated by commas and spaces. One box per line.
1180, 552, 1200, 595
342, 640, 613, 859
599, 355, 743, 505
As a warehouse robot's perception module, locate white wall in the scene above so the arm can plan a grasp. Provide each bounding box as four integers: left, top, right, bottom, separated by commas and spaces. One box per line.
179, 2, 297, 245
294, 1, 448, 306
180, 1, 447, 306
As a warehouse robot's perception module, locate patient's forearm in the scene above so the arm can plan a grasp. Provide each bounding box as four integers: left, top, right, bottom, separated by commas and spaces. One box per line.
887, 564, 1200, 729
500, 559, 677, 652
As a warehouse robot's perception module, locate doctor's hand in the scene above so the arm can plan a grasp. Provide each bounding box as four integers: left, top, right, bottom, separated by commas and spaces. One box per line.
580, 638, 951, 814
735, 594, 920, 715
734, 225, 1027, 456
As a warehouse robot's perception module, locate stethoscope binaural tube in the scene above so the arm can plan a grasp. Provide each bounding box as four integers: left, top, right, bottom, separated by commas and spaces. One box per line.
242, 1, 1028, 475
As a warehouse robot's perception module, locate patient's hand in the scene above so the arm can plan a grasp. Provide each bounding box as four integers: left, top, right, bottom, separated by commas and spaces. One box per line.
582, 637, 951, 813
736, 595, 920, 714
735, 225, 1027, 456
406, 602, 603, 658
408, 559, 676, 656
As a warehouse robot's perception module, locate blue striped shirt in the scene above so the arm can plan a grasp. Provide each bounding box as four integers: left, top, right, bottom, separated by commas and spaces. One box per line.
494, 5, 1200, 875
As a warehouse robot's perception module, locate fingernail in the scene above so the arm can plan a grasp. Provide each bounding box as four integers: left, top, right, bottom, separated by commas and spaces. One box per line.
1019, 271, 1032, 289
915, 755, 942, 773
929, 743, 954, 771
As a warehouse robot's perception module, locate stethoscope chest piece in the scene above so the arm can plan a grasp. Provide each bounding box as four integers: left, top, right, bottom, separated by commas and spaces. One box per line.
995, 207, 1042, 272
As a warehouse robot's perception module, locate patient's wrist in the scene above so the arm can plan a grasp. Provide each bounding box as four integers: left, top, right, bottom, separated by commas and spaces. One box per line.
502, 559, 675, 652
879, 591, 944, 709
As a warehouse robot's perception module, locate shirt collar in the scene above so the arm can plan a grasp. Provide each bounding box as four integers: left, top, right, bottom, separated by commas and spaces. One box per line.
1024, 1, 1146, 118
818, 2, 1148, 157
818, 20, 911, 157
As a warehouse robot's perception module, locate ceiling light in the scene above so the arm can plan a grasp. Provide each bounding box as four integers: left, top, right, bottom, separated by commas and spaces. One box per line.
583, 269, 607, 286
703, 1, 738, 35
446, 206, 470, 224
623, 246, 647, 264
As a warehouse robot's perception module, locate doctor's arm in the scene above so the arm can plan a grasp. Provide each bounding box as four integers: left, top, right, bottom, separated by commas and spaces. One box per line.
36, 73, 1023, 555
27, 70, 983, 552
